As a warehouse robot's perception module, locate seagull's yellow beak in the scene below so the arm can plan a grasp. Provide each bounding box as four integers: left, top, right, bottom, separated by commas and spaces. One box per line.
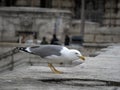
79, 56, 85, 61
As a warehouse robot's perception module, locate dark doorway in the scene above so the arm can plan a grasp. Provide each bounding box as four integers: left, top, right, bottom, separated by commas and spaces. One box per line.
40, 0, 52, 8
40, 0, 46, 7
4, 0, 16, 6
74, 0, 81, 19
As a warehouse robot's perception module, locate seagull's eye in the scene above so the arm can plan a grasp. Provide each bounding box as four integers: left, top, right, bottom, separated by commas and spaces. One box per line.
75, 53, 78, 54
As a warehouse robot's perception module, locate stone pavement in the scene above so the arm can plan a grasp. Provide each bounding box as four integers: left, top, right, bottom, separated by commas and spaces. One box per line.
0, 44, 120, 90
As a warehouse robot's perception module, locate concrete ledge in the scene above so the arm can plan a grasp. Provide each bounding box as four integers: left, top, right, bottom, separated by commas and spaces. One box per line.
83, 43, 114, 48
0, 7, 71, 14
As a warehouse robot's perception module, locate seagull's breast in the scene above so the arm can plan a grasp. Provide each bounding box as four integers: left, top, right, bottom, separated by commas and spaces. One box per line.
45, 54, 68, 61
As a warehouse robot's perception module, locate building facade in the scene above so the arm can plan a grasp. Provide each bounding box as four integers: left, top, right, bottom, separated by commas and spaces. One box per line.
0, 0, 120, 43
0, 7, 71, 42
0, 0, 120, 27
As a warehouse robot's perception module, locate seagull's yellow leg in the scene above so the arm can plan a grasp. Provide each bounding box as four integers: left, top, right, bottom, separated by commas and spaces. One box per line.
48, 63, 63, 74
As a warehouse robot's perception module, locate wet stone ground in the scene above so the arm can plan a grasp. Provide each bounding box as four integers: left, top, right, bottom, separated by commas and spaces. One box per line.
0, 78, 120, 90
0, 44, 120, 90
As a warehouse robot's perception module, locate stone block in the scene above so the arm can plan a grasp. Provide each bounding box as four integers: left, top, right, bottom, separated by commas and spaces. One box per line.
113, 35, 120, 42
95, 35, 105, 43
103, 35, 113, 43
95, 35, 116, 43
84, 34, 95, 43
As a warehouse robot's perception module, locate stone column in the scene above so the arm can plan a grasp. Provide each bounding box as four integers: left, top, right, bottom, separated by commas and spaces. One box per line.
80, 0, 85, 43
31, 0, 34, 7
116, 0, 120, 26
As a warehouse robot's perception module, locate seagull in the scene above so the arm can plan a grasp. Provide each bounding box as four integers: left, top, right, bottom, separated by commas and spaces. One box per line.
17, 45, 85, 74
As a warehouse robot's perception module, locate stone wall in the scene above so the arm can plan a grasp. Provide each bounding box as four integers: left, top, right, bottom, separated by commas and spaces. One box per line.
70, 20, 99, 36
0, 7, 71, 42
104, 0, 120, 27
84, 27, 120, 43
70, 20, 120, 44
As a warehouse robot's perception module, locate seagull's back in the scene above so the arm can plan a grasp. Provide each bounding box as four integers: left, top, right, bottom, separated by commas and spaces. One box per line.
19, 45, 64, 58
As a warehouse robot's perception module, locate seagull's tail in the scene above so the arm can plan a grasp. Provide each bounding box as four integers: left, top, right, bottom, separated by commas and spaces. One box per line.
16, 47, 28, 52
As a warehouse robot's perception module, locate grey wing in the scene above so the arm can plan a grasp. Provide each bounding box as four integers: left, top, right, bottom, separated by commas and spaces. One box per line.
29, 45, 63, 58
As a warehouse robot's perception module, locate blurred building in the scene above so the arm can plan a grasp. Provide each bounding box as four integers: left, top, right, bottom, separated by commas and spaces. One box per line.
0, 0, 120, 43
0, 0, 120, 27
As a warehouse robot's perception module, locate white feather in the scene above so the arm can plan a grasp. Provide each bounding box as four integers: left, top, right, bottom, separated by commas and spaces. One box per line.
25, 47, 31, 52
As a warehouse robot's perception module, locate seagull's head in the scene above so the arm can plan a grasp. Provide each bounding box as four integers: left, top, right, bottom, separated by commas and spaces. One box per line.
69, 49, 85, 61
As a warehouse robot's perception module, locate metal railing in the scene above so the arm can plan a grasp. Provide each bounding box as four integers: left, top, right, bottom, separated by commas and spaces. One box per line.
0, 47, 20, 72
0, 48, 19, 60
